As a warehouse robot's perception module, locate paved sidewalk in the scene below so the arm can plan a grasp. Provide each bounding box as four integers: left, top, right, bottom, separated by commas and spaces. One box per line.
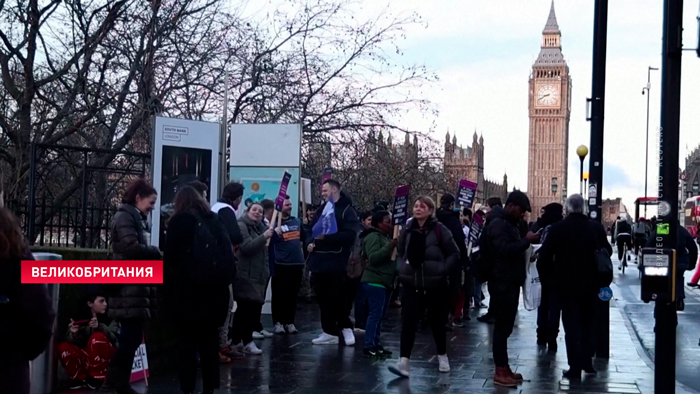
58, 246, 700, 394
616, 252, 700, 394
68, 278, 694, 393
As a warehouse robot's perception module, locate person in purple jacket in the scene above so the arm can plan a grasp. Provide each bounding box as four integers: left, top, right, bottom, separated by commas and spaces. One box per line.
0, 202, 56, 394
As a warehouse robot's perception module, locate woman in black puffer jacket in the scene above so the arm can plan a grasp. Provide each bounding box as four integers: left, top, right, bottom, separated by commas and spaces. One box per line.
103, 179, 162, 393
388, 196, 460, 379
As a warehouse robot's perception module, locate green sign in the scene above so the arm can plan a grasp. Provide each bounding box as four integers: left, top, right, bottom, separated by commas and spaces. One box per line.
657, 223, 670, 235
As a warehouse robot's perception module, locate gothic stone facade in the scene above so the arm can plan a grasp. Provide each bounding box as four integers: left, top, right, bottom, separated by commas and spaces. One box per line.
683, 145, 700, 199
527, 2, 572, 216
444, 131, 508, 207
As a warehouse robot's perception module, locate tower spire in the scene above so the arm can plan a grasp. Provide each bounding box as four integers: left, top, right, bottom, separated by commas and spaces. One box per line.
543, 1, 560, 34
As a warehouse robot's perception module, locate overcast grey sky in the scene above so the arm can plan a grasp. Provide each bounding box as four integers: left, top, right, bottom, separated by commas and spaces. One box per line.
246, 0, 700, 211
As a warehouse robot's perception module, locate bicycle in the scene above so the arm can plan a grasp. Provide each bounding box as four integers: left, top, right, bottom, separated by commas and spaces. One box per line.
618, 242, 629, 274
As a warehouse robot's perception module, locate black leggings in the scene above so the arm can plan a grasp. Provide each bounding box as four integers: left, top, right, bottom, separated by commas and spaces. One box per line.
399, 285, 448, 358
176, 322, 219, 392
103, 319, 143, 390
231, 300, 263, 345
616, 234, 633, 261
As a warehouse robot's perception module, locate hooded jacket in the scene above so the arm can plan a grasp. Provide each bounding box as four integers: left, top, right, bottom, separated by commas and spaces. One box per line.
436, 207, 468, 268
537, 213, 612, 295
307, 191, 360, 274
487, 211, 532, 285
163, 210, 235, 325
211, 200, 244, 248
233, 216, 270, 303
360, 228, 396, 289
396, 217, 460, 289
486, 205, 504, 226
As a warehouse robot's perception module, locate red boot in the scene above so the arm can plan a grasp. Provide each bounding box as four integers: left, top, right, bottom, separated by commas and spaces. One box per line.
507, 365, 523, 382
494, 366, 519, 387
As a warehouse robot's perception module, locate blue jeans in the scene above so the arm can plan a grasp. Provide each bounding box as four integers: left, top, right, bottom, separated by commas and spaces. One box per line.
360, 283, 392, 349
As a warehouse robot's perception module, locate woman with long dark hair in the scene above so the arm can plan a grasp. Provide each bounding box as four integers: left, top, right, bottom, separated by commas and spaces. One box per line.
164, 186, 235, 394
0, 208, 56, 394
103, 178, 161, 393
388, 196, 460, 378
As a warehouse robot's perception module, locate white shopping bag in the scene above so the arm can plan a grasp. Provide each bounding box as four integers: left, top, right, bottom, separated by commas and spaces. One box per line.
523, 246, 542, 311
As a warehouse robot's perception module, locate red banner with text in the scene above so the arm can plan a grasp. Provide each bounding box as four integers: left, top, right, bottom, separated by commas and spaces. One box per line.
21, 261, 164, 284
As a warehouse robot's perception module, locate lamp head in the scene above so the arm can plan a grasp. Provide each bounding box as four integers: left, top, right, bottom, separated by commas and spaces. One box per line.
576, 145, 589, 159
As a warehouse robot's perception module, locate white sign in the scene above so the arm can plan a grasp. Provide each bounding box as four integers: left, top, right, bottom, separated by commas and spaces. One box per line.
301, 178, 313, 204
129, 343, 149, 383
230, 124, 302, 168
589, 184, 597, 198
152, 116, 221, 248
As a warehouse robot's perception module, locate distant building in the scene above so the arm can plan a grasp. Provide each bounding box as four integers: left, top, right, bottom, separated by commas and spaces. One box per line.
444, 131, 508, 206
601, 198, 629, 230
684, 145, 700, 199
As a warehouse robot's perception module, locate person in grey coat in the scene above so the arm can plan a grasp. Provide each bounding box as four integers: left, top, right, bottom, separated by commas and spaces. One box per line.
230, 202, 273, 355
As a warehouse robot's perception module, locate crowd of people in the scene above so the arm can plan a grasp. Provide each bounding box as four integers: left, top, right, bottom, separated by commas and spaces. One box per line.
2, 170, 699, 393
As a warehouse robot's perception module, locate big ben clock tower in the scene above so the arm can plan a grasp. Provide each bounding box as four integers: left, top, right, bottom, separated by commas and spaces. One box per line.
528, 1, 571, 216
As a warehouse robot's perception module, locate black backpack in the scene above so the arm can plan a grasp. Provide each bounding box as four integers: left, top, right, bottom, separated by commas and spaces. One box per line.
188, 213, 234, 286
470, 226, 492, 283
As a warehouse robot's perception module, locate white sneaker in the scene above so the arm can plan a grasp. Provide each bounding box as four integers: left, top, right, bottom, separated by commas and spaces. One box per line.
285, 324, 298, 334
274, 323, 285, 334
260, 329, 274, 338
243, 341, 262, 355
438, 354, 450, 372
342, 328, 356, 346
312, 332, 339, 345
353, 327, 365, 333
252, 331, 265, 339
388, 357, 410, 378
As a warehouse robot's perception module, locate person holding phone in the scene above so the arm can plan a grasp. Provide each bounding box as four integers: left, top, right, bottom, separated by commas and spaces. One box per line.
58, 292, 119, 390
230, 202, 273, 355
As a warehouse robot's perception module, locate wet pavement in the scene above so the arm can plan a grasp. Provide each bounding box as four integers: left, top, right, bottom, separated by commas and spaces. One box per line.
614, 252, 700, 394
64, 251, 700, 394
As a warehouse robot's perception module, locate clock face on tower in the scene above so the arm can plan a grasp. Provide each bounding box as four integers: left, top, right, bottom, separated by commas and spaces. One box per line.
536, 84, 559, 106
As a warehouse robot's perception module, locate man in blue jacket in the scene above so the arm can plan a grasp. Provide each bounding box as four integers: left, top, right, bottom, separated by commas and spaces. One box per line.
307, 179, 360, 346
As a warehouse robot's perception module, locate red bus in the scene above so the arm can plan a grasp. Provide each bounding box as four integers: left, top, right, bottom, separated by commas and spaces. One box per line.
684, 196, 700, 238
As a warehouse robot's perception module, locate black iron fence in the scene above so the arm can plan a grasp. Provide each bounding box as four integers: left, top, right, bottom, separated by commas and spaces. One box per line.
8, 198, 116, 249
14, 142, 151, 249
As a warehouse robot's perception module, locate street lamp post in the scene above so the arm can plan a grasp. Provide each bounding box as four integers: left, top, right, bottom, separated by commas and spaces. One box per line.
577, 145, 589, 195
642, 66, 659, 217
584, 171, 590, 200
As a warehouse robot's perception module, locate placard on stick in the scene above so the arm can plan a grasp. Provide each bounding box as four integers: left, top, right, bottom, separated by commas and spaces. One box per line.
392, 185, 410, 226
457, 179, 478, 209
275, 171, 293, 211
